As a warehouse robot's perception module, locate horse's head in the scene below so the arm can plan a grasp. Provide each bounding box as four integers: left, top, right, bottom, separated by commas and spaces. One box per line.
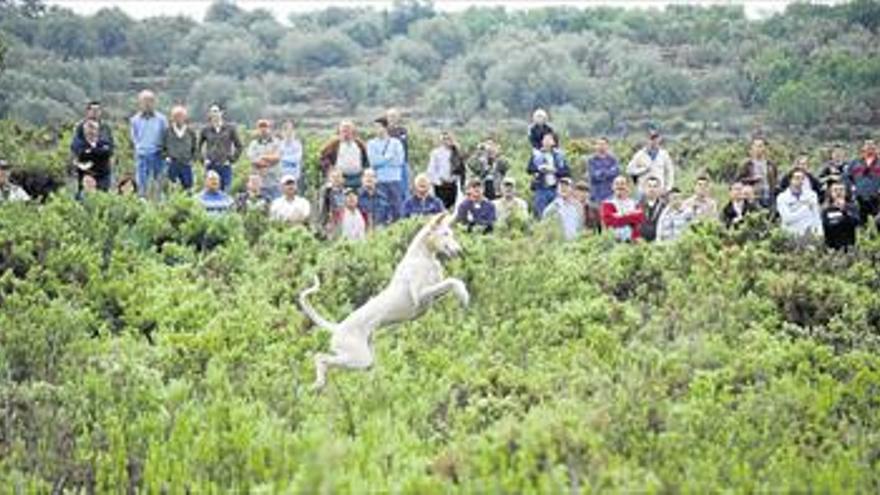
421, 213, 462, 260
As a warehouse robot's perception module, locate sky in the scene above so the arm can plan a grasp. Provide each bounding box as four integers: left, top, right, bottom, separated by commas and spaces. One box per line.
46, 0, 814, 22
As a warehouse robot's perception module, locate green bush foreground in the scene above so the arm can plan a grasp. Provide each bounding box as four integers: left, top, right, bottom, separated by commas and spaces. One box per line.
1, 193, 880, 493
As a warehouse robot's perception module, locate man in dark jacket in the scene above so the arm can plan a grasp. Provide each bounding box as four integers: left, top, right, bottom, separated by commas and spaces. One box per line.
162, 105, 199, 191
822, 180, 860, 251
456, 179, 496, 234
844, 140, 880, 224
75, 120, 113, 193
738, 137, 778, 209
70, 100, 114, 158
721, 181, 758, 229
639, 176, 666, 242
199, 104, 242, 192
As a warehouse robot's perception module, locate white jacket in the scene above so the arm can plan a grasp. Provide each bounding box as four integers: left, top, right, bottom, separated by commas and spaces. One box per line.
776, 188, 823, 238
627, 147, 675, 192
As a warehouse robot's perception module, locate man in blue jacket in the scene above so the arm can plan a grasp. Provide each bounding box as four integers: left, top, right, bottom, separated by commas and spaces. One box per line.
130, 90, 167, 201
585, 136, 619, 205
528, 133, 571, 217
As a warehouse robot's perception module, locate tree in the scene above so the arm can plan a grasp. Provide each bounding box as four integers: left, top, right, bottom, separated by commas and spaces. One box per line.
768, 81, 827, 128
387, 0, 435, 36
625, 63, 694, 114
409, 16, 468, 59
426, 66, 480, 124
342, 14, 386, 48
320, 67, 370, 111
0, 33, 6, 75
388, 37, 442, 79
36, 9, 95, 59
89, 7, 133, 57
279, 30, 360, 73
198, 39, 258, 79
205, 0, 243, 24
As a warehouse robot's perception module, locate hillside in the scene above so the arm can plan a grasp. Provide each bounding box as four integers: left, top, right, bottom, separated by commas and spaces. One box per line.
1, 0, 880, 138
1, 191, 880, 492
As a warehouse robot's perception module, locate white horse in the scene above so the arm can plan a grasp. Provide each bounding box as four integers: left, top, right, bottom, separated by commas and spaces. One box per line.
299, 213, 470, 390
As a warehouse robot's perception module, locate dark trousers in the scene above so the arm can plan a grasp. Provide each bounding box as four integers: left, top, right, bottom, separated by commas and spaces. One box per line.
435, 182, 458, 210
167, 159, 194, 190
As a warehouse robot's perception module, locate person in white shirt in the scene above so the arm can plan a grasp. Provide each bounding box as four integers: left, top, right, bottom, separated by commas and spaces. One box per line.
334, 189, 368, 241
776, 168, 823, 239
270, 174, 311, 226
627, 130, 675, 195
426, 131, 465, 210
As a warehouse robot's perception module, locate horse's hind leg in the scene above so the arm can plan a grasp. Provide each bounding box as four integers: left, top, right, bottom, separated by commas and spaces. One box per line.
312, 345, 375, 391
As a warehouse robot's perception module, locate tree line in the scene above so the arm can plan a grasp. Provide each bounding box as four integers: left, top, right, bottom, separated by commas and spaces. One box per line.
0, 0, 879, 137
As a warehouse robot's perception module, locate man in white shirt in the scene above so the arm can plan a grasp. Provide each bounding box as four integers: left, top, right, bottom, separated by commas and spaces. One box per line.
270, 174, 311, 226
627, 130, 675, 195
247, 119, 281, 199
777, 168, 823, 239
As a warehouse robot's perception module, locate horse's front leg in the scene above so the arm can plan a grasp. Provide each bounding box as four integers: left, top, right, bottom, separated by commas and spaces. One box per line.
417, 278, 469, 308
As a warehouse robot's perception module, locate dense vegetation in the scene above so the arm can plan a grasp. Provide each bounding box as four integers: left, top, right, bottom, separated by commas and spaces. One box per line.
2, 184, 880, 492
1, 0, 880, 138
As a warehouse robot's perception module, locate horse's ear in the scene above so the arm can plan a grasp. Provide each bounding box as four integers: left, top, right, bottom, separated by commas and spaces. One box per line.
428, 212, 447, 229
441, 211, 455, 228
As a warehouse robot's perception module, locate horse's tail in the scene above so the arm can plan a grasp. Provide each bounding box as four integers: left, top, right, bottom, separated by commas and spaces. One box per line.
298, 275, 340, 333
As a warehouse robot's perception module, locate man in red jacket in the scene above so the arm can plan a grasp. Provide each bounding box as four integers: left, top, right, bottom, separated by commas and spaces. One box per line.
601, 175, 645, 242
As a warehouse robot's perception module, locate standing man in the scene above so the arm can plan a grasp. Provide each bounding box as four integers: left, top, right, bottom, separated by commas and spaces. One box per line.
627, 130, 675, 195
130, 90, 168, 200
844, 139, 880, 224
199, 103, 243, 193
527, 133, 570, 217
468, 137, 509, 201
74, 120, 114, 194
367, 117, 406, 220
319, 120, 369, 189
71, 100, 114, 164
162, 105, 199, 191
638, 176, 666, 242
386, 108, 411, 201
247, 119, 282, 199
738, 137, 778, 209
585, 136, 619, 205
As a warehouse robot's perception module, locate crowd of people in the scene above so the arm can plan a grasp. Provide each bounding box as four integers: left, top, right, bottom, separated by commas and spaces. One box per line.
2, 92, 879, 251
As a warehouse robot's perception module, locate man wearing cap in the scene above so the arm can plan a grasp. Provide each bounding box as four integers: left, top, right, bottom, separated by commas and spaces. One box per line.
542, 177, 584, 241
368, 117, 406, 220
162, 105, 199, 191
199, 104, 243, 193
247, 119, 282, 199
627, 130, 675, 195
0, 160, 30, 203
198, 170, 234, 215
402, 173, 444, 219
456, 179, 496, 234
270, 174, 311, 225
493, 177, 529, 227
844, 139, 880, 223
319, 120, 369, 189
528, 133, 570, 217
130, 90, 168, 200
358, 169, 392, 228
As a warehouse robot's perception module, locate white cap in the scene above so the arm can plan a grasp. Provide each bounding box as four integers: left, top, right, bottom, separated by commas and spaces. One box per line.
281, 174, 297, 184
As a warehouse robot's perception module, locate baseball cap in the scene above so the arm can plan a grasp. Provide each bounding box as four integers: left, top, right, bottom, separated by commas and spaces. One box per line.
281, 174, 297, 184
559, 177, 573, 186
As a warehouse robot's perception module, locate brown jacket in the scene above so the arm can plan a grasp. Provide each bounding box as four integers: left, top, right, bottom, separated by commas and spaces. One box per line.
319, 137, 369, 176
738, 159, 778, 194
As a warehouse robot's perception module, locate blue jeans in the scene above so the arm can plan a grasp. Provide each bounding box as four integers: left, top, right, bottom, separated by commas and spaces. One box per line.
533, 188, 557, 218
136, 152, 165, 198
207, 162, 233, 192
378, 181, 403, 221
167, 159, 193, 190
400, 162, 412, 201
